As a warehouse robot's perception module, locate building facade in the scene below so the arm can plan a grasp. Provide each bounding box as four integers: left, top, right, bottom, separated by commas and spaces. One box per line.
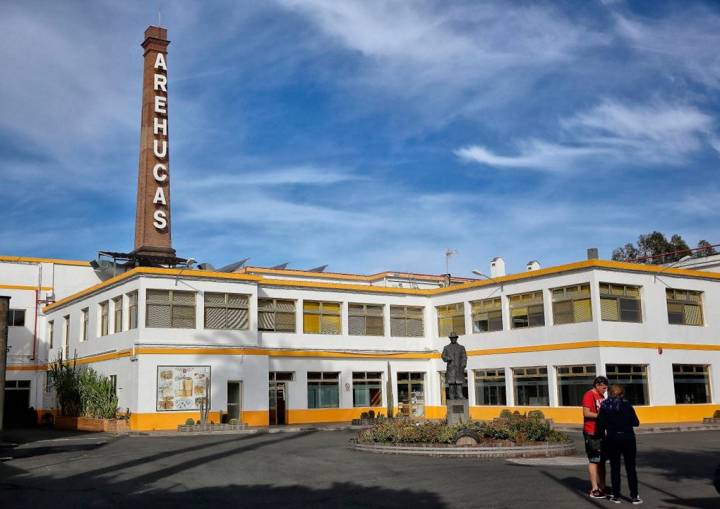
3, 255, 719, 430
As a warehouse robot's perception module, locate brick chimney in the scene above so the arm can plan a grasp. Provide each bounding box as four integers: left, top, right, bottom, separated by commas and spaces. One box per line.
133, 26, 175, 257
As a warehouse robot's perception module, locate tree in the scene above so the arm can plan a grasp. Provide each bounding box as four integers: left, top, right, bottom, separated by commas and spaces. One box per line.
696, 240, 718, 258
613, 231, 691, 264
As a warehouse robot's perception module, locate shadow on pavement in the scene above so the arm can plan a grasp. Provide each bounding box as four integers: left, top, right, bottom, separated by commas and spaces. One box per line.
538, 471, 608, 508
130, 482, 447, 508
0, 430, 447, 508
638, 448, 718, 483
657, 496, 720, 509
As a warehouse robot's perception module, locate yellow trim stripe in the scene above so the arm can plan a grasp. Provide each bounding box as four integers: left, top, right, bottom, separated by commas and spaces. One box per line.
469, 404, 720, 425
467, 339, 720, 356
0, 284, 53, 292
42, 259, 720, 314
43, 267, 263, 312
0, 255, 90, 267
12, 339, 719, 372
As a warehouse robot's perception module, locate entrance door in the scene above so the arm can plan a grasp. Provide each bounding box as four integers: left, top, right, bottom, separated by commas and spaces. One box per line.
397, 372, 425, 417
3, 380, 31, 428
269, 382, 287, 425
227, 381, 242, 422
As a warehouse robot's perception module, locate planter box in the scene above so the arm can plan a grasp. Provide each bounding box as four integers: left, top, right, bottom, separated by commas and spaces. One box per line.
54, 416, 130, 433
177, 423, 247, 432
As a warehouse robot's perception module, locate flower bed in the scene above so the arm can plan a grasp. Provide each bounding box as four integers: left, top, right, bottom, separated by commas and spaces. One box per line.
357, 412, 570, 446
353, 413, 574, 458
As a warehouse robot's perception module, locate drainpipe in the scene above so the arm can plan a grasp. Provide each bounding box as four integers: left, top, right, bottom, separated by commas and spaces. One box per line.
0, 295, 11, 431
32, 289, 38, 361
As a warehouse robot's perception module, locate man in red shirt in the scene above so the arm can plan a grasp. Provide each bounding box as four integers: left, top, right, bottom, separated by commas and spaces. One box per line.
583, 375, 609, 498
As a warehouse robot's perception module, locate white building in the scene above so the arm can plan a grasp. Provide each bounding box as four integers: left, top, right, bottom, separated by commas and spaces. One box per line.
3, 254, 719, 430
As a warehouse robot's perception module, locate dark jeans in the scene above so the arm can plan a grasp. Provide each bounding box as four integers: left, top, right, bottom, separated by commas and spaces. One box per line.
606, 434, 638, 498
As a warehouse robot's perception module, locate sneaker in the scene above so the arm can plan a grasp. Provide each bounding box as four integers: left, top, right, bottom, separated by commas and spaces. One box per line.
631, 496, 643, 505
589, 490, 606, 499
608, 496, 622, 504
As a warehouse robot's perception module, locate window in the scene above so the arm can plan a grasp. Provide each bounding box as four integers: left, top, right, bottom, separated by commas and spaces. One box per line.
146, 290, 196, 328
48, 320, 54, 349
303, 301, 341, 334
63, 315, 70, 359
600, 284, 642, 322
128, 291, 138, 330
436, 303, 465, 337
471, 298, 503, 332
474, 369, 506, 405
666, 289, 703, 326
513, 367, 549, 406
353, 372, 382, 407
269, 372, 294, 382
113, 296, 123, 333
204, 292, 249, 330
509, 291, 545, 329
109, 375, 117, 396
7, 309, 25, 327
99, 301, 109, 336
307, 372, 339, 408
673, 365, 710, 404
349, 303, 384, 336
552, 284, 592, 325
258, 299, 296, 332
80, 308, 89, 342
556, 365, 596, 406
606, 364, 649, 405
389, 305, 424, 337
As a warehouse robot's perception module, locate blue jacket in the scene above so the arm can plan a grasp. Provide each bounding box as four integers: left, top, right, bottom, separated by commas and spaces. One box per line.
597, 397, 640, 439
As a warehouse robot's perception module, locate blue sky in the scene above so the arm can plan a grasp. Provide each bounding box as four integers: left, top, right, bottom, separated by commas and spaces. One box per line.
1, 0, 719, 277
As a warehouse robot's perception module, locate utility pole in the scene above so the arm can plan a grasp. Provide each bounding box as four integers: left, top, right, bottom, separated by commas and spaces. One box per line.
0, 296, 10, 431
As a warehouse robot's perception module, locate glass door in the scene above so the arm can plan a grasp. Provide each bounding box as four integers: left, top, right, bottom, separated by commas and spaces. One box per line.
227, 381, 242, 422
397, 372, 425, 417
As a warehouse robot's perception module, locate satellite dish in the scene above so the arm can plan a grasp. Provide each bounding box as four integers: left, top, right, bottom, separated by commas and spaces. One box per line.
308, 265, 328, 272
218, 258, 250, 272
272, 262, 289, 270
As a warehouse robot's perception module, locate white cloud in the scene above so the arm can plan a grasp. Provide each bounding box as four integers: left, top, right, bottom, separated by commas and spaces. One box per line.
180, 165, 363, 189
611, 9, 720, 89
457, 99, 719, 171
276, 0, 606, 124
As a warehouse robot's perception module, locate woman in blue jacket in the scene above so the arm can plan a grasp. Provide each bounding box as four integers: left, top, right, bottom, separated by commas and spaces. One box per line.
597, 384, 642, 504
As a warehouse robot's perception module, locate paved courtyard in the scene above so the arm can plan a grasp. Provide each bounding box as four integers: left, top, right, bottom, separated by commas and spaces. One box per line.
0, 429, 718, 508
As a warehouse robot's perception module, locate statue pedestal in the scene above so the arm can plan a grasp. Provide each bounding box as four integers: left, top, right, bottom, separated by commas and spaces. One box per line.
446, 399, 469, 425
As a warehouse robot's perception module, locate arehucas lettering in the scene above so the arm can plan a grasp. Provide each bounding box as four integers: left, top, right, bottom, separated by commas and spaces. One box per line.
152, 50, 168, 231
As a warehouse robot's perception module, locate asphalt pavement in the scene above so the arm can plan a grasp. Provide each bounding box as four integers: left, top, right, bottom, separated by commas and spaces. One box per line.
0, 428, 718, 508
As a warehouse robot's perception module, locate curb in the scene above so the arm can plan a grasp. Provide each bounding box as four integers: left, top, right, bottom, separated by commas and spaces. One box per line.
126, 424, 372, 437
555, 424, 720, 435
352, 441, 576, 458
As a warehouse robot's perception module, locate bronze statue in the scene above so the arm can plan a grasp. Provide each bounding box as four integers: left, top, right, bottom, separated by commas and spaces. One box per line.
441, 332, 467, 400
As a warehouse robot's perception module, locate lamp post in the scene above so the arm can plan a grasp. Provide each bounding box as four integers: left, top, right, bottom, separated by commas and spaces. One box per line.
0, 295, 11, 431
471, 270, 504, 290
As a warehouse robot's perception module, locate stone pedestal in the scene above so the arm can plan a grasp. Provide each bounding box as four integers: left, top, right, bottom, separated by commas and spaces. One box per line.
446, 399, 469, 425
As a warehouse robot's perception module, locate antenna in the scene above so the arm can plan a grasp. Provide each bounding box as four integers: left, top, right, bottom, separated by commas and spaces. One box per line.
158, 10, 162, 27
445, 248, 457, 274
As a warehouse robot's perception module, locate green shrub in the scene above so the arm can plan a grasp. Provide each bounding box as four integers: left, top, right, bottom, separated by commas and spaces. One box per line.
48, 353, 119, 419
714, 410, 720, 419
356, 417, 569, 445
185, 418, 195, 426
78, 368, 118, 419
499, 409, 514, 419
527, 410, 545, 420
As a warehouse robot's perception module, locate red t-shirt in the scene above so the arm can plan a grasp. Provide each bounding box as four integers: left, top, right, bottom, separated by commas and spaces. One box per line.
582, 388, 605, 435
